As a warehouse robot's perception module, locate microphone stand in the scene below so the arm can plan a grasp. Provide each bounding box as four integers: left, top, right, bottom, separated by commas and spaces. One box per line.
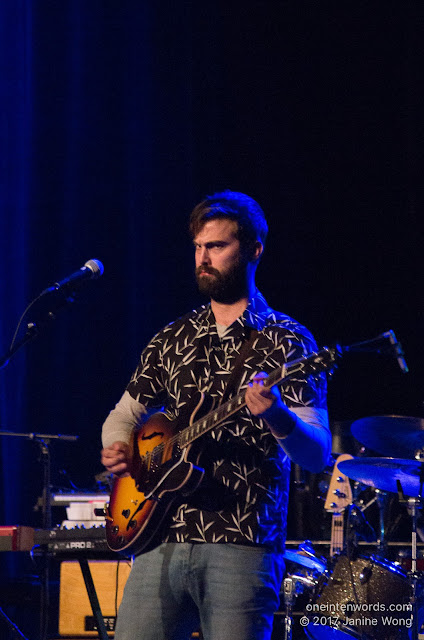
0, 276, 100, 639
0, 289, 77, 371
0, 289, 81, 640
0, 431, 79, 640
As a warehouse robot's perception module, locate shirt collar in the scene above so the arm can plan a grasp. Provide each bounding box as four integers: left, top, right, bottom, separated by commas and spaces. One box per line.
202, 289, 272, 339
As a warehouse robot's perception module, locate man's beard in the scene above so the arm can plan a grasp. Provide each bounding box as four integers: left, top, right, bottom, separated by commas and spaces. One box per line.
195, 259, 248, 304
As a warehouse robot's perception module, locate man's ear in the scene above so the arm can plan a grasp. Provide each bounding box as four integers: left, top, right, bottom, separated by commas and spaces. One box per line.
252, 241, 263, 262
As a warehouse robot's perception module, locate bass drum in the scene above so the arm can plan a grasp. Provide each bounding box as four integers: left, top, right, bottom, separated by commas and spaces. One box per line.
305, 554, 412, 640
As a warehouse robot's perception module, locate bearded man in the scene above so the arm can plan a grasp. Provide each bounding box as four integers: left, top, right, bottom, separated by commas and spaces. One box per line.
101, 190, 330, 640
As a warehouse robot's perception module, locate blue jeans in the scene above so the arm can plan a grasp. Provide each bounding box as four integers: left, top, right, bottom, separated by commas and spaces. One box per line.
114, 542, 284, 640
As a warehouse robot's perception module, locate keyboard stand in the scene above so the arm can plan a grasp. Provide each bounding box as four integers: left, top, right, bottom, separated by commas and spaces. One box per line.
78, 558, 109, 640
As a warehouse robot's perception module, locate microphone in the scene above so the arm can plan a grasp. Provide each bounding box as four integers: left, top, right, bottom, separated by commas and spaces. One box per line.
384, 330, 409, 374
42, 259, 104, 295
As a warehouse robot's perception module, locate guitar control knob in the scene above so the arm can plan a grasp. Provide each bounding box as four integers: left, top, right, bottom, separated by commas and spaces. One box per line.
122, 509, 130, 518
112, 526, 119, 534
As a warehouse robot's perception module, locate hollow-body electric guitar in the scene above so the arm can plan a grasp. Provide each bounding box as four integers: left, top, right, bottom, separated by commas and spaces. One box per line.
105, 345, 341, 555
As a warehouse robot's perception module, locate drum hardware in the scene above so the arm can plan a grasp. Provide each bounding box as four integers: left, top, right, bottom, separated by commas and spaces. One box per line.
282, 570, 324, 640
396, 484, 424, 640
374, 490, 388, 556
338, 456, 424, 639
282, 542, 326, 640
282, 577, 295, 640
359, 563, 372, 584
347, 504, 376, 545
283, 548, 326, 573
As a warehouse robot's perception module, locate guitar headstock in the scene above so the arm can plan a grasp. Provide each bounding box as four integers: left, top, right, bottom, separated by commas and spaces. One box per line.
324, 453, 353, 514
310, 345, 342, 373
289, 345, 342, 379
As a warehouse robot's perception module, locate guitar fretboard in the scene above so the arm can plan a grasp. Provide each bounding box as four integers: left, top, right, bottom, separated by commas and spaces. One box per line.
330, 513, 344, 557
178, 347, 335, 448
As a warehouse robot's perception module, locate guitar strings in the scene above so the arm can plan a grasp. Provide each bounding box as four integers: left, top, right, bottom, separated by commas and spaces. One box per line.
136, 351, 325, 469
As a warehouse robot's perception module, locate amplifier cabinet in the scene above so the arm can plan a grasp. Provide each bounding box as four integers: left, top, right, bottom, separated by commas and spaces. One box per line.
59, 560, 131, 637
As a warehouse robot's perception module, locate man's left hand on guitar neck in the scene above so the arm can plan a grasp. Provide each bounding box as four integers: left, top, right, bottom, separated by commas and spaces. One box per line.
245, 372, 296, 439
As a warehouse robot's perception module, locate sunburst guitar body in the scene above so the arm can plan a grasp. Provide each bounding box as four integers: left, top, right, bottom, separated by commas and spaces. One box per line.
106, 410, 204, 555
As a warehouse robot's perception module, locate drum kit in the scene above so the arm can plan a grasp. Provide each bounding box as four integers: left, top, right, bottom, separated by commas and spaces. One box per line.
282, 415, 424, 640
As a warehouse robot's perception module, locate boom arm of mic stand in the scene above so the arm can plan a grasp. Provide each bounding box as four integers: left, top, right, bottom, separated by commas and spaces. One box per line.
342, 333, 392, 354
0, 291, 76, 369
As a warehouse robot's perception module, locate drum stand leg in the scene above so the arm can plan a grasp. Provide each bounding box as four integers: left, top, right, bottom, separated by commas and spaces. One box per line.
282, 577, 295, 640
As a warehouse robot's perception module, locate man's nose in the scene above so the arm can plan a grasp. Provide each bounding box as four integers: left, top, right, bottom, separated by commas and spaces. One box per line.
198, 247, 211, 263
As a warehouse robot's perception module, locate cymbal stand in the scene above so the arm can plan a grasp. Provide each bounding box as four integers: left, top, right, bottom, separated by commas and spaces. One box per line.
397, 477, 424, 640
375, 489, 389, 557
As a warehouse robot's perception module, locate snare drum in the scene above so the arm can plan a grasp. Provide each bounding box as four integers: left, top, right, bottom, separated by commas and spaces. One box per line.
305, 554, 411, 640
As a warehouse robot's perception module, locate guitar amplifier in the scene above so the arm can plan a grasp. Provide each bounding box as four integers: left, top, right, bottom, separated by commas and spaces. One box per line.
59, 560, 131, 636
58, 560, 204, 638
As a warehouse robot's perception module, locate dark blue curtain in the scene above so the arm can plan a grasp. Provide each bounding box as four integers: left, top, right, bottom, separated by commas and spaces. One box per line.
0, 3, 423, 633
1, 0, 33, 528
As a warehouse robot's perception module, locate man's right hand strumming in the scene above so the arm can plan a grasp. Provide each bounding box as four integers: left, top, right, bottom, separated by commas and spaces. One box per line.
101, 441, 131, 477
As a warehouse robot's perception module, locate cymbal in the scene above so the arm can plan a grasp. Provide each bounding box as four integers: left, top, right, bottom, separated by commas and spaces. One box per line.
351, 415, 424, 459
283, 549, 325, 572
338, 457, 424, 497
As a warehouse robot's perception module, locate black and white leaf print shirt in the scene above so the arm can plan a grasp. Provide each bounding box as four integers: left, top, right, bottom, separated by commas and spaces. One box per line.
103, 290, 330, 551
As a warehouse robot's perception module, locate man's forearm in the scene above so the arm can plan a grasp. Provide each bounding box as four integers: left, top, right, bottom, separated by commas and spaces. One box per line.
266, 405, 331, 473
102, 390, 147, 448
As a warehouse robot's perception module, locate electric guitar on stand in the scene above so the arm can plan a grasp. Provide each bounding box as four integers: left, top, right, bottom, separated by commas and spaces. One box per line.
105, 345, 341, 556
324, 453, 353, 557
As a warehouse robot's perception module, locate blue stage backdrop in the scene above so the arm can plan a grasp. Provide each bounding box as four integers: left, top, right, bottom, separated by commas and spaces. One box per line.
1, 0, 422, 584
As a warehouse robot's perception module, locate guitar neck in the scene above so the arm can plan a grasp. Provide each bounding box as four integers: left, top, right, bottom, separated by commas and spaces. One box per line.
178, 347, 334, 448
330, 513, 344, 557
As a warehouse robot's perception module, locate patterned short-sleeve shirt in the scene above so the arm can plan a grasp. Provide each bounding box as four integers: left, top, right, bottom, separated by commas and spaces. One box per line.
126, 290, 327, 551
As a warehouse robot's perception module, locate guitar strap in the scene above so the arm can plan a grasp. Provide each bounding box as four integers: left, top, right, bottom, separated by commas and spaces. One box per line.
219, 327, 258, 405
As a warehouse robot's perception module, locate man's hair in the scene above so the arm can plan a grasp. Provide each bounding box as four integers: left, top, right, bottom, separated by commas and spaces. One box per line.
189, 190, 268, 257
